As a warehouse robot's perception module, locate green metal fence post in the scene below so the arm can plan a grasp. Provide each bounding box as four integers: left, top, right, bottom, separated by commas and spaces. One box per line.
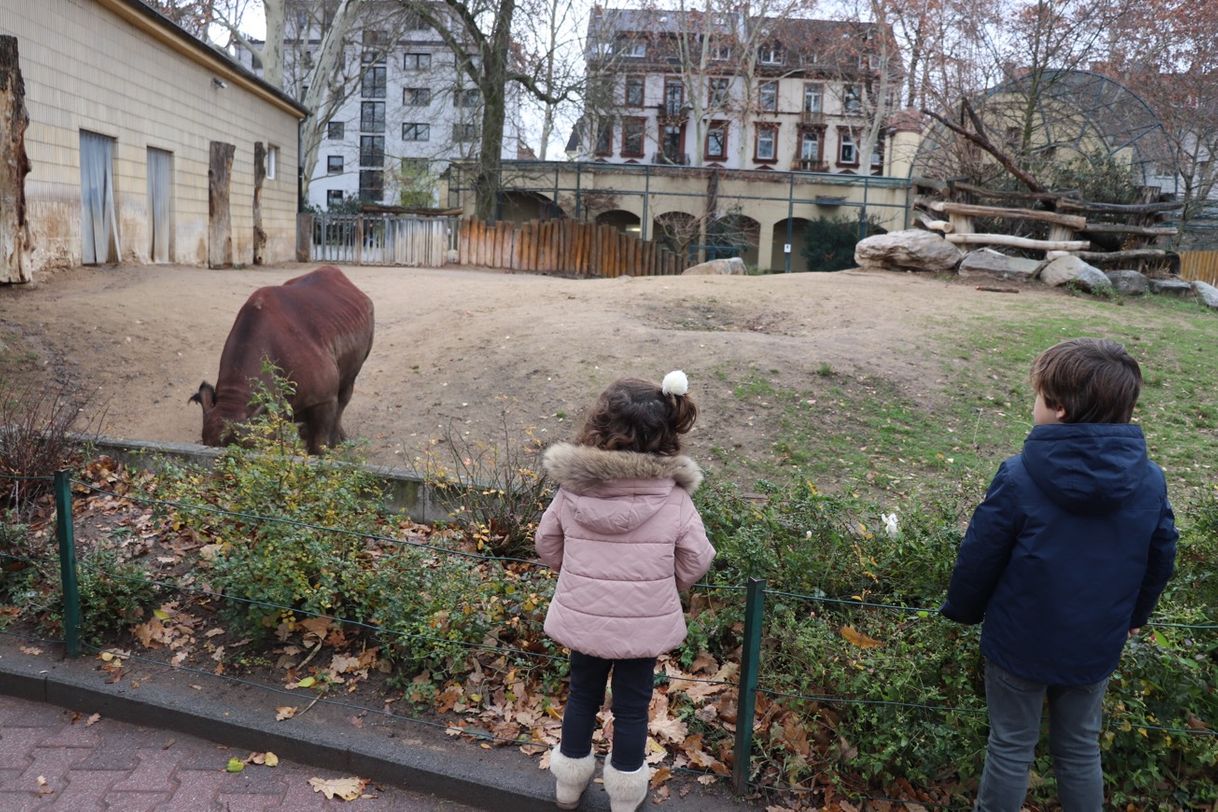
54, 470, 81, 658
732, 577, 766, 795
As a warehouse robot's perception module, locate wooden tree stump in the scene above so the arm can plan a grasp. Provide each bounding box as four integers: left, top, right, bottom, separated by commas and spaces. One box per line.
1, 36, 33, 284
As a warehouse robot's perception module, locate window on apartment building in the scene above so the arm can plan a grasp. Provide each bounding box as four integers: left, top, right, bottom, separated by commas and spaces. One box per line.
661, 124, 684, 163
402, 122, 430, 141
663, 79, 684, 116
327, 121, 345, 140
708, 77, 730, 109
327, 155, 343, 174
758, 44, 784, 65
838, 128, 858, 165
800, 52, 818, 66
403, 87, 431, 106
755, 124, 778, 162
798, 129, 822, 169
706, 122, 727, 160
621, 38, 646, 58
361, 51, 386, 65
453, 122, 478, 141
455, 88, 480, 108
871, 138, 884, 172
327, 189, 344, 208
622, 117, 646, 157
624, 76, 645, 107
402, 11, 427, 30
758, 80, 778, 112
594, 119, 614, 156
842, 85, 862, 114
359, 170, 383, 202
362, 65, 387, 99
403, 52, 431, 70
360, 101, 385, 132
360, 135, 384, 166
803, 83, 823, 113
266, 145, 279, 179
709, 38, 732, 61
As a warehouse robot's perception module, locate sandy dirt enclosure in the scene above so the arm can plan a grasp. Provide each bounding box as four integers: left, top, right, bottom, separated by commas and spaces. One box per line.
0, 263, 1068, 474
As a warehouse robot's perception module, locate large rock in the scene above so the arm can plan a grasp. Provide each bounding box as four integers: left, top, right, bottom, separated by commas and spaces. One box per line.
1105, 270, 1149, 296
1149, 277, 1195, 297
1193, 280, 1218, 308
1039, 255, 1112, 293
683, 257, 747, 276
854, 229, 963, 273
957, 248, 1041, 281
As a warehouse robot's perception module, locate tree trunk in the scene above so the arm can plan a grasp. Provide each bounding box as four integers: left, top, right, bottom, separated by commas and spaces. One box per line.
291, 0, 363, 202
475, 0, 516, 221
253, 141, 267, 264
261, 0, 285, 88
1, 36, 33, 284
208, 141, 235, 268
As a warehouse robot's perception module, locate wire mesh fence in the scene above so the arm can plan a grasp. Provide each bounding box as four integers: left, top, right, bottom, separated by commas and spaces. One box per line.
1, 467, 1215, 806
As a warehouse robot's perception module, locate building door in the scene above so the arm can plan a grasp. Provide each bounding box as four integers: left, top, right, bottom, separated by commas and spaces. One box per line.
80, 130, 120, 264
147, 147, 173, 263
208, 141, 234, 268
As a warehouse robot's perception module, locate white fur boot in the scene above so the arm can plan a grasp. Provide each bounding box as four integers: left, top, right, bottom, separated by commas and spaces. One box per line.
602, 757, 650, 812
549, 749, 596, 810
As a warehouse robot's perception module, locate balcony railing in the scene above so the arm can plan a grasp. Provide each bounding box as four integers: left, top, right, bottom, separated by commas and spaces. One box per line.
656, 102, 687, 119
799, 109, 825, 125
652, 151, 690, 166
793, 159, 829, 172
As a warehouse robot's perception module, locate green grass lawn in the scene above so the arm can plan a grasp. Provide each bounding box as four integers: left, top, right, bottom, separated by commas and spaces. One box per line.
713, 292, 1218, 509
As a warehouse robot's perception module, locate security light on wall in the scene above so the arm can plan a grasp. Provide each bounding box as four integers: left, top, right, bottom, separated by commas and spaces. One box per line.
212, 78, 227, 90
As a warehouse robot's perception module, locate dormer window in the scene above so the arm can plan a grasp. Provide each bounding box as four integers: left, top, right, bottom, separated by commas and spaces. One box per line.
758, 44, 784, 65
622, 39, 646, 58
709, 38, 732, 61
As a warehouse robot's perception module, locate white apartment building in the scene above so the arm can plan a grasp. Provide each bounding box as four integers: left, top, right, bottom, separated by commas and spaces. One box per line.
238, 1, 521, 210
571, 8, 892, 175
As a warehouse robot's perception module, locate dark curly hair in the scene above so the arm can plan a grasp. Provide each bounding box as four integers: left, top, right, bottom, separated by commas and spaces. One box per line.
576, 378, 698, 455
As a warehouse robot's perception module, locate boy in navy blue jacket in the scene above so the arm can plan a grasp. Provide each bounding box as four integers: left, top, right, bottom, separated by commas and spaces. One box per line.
942, 338, 1177, 811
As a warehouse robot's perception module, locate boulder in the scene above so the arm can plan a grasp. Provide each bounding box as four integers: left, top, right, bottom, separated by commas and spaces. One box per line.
854, 229, 963, 273
1193, 280, 1218, 308
683, 257, 747, 276
957, 248, 1041, 281
1149, 277, 1195, 297
1104, 270, 1149, 296
1039, 255, 1112, 293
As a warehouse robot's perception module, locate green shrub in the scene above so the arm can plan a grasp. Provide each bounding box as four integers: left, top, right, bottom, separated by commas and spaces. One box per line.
799, 215, 887, 272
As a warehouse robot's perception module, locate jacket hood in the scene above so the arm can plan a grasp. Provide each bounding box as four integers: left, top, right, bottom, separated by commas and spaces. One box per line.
543, 443, 703, 493
1020, 423, 1150, 514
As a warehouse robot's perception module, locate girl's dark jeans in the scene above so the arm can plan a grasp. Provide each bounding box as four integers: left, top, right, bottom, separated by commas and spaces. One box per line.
559, 650, 656, 771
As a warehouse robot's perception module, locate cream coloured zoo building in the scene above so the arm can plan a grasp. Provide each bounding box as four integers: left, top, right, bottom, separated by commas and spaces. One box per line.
0, 0, 307, 283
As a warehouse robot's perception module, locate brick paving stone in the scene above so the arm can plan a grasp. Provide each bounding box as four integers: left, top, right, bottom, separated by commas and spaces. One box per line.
34, 769, 123, 811
0, 696, 480, 812
0, 698, 69, 728
101, 790, 171, 812
109, 750, 183, 794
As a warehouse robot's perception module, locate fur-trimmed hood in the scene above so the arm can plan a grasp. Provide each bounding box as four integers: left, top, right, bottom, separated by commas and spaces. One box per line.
542, 443, 703, 494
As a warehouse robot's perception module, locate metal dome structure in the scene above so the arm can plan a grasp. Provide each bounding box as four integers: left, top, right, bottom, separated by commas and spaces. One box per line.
912, 69, 1173, 190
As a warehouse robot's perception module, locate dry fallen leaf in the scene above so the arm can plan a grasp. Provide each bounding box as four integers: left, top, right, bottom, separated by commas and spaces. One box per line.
35, 775, 53, 796
275, 706, 297, 721
85, 713, 101, 727
19, 645, 42, 656
839, 625, 883, 650
308, 776, 368, 801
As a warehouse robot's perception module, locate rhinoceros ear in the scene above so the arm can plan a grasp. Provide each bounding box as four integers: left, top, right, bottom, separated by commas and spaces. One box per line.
189, 382, 217, 410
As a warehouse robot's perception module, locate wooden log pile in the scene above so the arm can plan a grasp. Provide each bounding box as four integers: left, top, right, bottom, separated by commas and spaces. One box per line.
911, 178, 1183, 273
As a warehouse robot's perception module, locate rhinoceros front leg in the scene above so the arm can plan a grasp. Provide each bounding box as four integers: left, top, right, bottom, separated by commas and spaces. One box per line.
301, 399, 339, 455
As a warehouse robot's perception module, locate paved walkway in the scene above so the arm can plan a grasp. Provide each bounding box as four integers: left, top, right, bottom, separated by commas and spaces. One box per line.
0, 695, 478, 811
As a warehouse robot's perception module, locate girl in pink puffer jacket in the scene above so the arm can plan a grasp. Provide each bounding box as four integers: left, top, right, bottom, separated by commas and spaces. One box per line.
538, 371, 716, 812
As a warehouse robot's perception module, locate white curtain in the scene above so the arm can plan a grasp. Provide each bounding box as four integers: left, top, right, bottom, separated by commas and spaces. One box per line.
147, 147, 172, 263
80, 130, 120, 264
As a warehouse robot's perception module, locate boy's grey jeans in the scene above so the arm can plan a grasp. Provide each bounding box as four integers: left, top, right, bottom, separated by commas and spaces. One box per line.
975, 660, 1108, 812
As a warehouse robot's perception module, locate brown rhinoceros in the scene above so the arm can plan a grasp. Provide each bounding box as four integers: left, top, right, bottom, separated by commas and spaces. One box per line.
190, 266, 374, 454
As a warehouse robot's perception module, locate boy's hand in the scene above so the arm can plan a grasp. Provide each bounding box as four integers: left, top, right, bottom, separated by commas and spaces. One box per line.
1128, 628, 1141, 638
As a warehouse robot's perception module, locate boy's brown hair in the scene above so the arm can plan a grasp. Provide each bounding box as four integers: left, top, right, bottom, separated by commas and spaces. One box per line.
1030, 338, 1142, 423
577, 378, 697, 455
